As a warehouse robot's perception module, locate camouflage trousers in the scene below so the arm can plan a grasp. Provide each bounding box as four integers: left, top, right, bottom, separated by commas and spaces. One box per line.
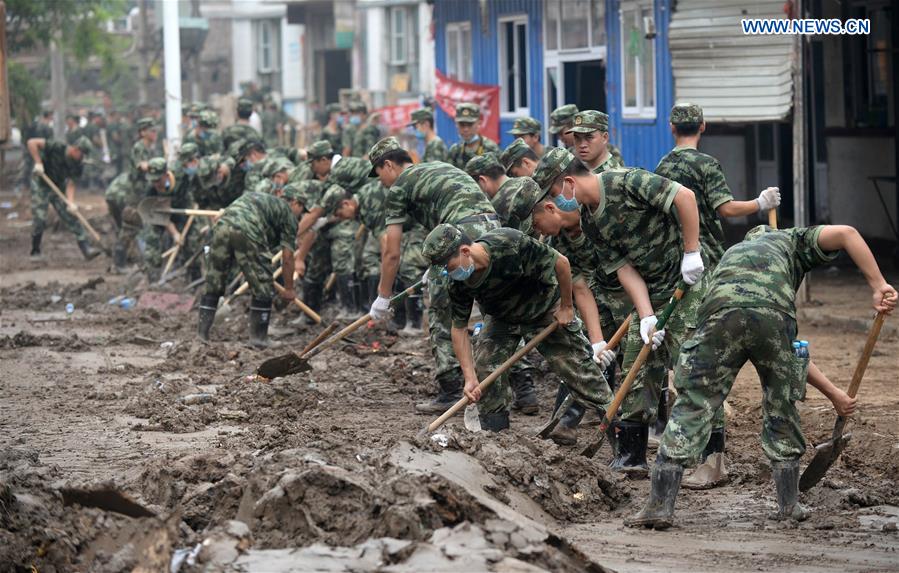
358, 229, 380, 280
660, 307, 809, 465
205, 223, 275, 300
398, 226, 429, 285
618, 275, 707, 424
139, 224, 167, 277
29, 178, 87, 241
474, 313, 612, 415
304, 220, 358, 285
104, 174, 129, 231
593, 289, 633, 362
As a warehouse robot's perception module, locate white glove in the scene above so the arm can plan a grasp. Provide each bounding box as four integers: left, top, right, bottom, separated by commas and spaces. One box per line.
592, 340, 616, 369
33, 163, 44, 176
369, 295, 392, 321
331, 154, 343, 169
422, 268, 430, 286
681, 250, 704, 286
312, 217, 328, 231
640, 315, 665, 350
756, 186, 780, 212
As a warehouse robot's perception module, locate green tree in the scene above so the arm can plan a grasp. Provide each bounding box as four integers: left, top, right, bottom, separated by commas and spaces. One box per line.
5, 0, 127, 61
7, 61, 44, 129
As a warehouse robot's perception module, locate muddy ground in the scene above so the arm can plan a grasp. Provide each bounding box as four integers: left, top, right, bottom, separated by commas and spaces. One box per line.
1, 186, 898, 572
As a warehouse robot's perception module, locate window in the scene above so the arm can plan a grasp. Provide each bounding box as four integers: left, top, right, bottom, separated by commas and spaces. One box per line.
620, 1, 655, 118
388, 6, 419, 93
257, 19, 280, 73
446, 22, 472, 83
544, 0, 607, 51
848, 2, 892, 127
499, 17, 528, 115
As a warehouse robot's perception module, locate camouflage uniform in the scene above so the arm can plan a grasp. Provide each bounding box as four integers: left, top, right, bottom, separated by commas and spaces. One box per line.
222, 123, 260, 151
492, 177, 540, 228
104, 172, 129, 231
424, 137, 449, 163
548, 104, 578, 141
424, 226, 612, 418
30, 139, 91, 243
169, 144, 204, 278
352, 124, 381, 159
219, 139, 266, 207
319, 125, 343, 154
499, 139, 532, 175
580, 165, 704, 424
205, 191, 298, 300
661, 226, 836, 465
138, 158, 176, 279
446, 103, 501, 170
183, 111, 224, 157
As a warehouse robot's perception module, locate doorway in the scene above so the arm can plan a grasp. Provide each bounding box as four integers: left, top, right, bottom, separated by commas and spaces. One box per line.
316, 49, 351, 106
564, 60, 606, 113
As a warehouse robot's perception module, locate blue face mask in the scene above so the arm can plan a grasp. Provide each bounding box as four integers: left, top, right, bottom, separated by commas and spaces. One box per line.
241, 160, 254, 172
337, 115, 345, 126
554, 182, 579, 212
184, 166, 198, 176
414, 129, 426, 140
350, 116, 362, 126
448, 254, 475, 281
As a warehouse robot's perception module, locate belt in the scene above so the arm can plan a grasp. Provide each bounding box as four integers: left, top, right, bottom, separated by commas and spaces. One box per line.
455, 213, 499, 225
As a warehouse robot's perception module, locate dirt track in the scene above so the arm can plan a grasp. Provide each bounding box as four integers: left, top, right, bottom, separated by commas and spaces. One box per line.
1, 188, 898, 572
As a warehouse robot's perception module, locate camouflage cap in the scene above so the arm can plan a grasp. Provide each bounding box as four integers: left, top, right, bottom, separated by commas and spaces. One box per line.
348, 100, 368, 114
567, 110, 609, 134
198, 156, 223, 189
280, 184, 303, 204
305, 140, 334, 162
500, 138, 531, 172
464, 153, 503, 180
136, 117, 156, 131
326, 102, 344, 115
198, 110, 219, 128
237, 98, 254, 115
146, 157, 168, 179
367, 136, 403, 176
408, 107, 434, 126
236, 138, 265, 161
507, 180, 551, 236
264, 157, 295, 178
422, 224, 465, 265
508, 116, 542, 136
332, 156, 372, 191
670, 102, 703, 126
531, 147, 574, 192
744, 224, 773, 241
319, 184, 353, 217
549, 104, 579, 134
71, 136, 93, 158
455, 103, 480, 124
179, 142, 200, 162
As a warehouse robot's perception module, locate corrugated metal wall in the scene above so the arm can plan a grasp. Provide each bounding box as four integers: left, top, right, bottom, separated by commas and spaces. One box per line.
606, 0, 675, 170
433, 0, 544, 148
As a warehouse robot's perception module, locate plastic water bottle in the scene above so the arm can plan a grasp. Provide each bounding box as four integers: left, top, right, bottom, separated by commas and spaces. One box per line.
120, 297, 135, 310
472, 322, 483, 337
65, 303, 74, 315
792, 341, 801, 357
799, 340, 810, 359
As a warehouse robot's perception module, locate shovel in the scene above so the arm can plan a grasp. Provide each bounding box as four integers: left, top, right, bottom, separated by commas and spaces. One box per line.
216, 251, 284, 322
256, 279, 424, 379
137, 196, 222, 227
38, 172, 108, 253
799, 310, 887, 491
273, 282, 322, 324
424, 322, 559, 435
581, 282, 687, 458
158, 215, 194, 284
536, 313, 633, 439
769, 206, 778, 229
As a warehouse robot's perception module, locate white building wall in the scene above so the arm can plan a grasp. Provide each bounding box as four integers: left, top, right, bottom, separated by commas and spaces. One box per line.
365, 8, 387, 94
417, 2, 434, 96
281, 19, 306, 121
827, 137, 896, 241
231, 19, 255, 93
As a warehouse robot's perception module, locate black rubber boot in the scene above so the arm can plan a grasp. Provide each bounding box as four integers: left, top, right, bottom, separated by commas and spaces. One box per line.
610, 420, 650, 477
653, 387, 669, 439
30, 233, 43, 260
112, 242, 128, 272
390, 280, 407, 330
302, 281, 323, 325
772, 459, 809, 521
335, 274, 357, 320
77, 239, 101, 261
197, 294, 219, 342
478, 411, 510, 432
549, 402, 585, 446
510, 369, 539, 415
248, 297, 273, 348
624, 460, 684, 529
401, 292, 423, 335
415, 371, 463, 413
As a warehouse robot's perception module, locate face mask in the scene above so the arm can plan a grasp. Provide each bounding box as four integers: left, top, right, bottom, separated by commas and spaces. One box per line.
271, 181, 284, 191
200, 131, 211, 140
241, 160, 254, 172
190, 120, 198, 129
337, 116, 345, 126
349, 116, 362, 126
463, 134, 480, 145
448, 253, 474, 281
184, 166, 198, 176
414, 129, 426, 140
554, 181, 579, 212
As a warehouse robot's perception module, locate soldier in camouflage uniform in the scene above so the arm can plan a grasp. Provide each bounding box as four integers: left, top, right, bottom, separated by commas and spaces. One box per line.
654, 102, 783, 487
543, 150, 705, 474
25, 135, 99, 261
64, 114, 84, 144
446, 103, 500, 170
107, 109, 128, 176
508, 117, 545, 158
548, 104, 578, 150
627, 225, 896, 529
501, 138, 540, 179
193, 154, 232, 211
290, 140, 333, 186
348, 101, 381, 159
168, 143, 204, 281
421, 224, 613, 431
184, 110, 224, 157
367, 137, 501, 413
318, 103, 344, 154
198, 190, 301, 347
222, 98, 261, 150
566, 110, 622, 173
129, 117, 161, 200
219, 138, 267, 206
138, 158, 182, 282
409, 107, 448, 163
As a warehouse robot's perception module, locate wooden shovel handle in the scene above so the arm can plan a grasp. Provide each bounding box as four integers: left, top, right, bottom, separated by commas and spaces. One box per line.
427, 322, 559, 433
162, 215, 194, 278
273, 282, 322, 323
768, 208, 778, 230
846, 311, 886, 399
39, 172, 103, 244
606, 314, 632, 352
300, 323, 340, 356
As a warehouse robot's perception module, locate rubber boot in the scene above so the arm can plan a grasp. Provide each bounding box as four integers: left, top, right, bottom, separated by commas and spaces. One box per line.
610, 420, 650, 477
390, 280, 407, 330
624, 460, 684, 529
510, 369, 539, 415
197, 294, 219, 342
401, 292, 423, 336
301, 281, 323, 325
682, 428, 729, 490
77, 239, 101, 261
548, 402, 585, 446
478, 411, 510, 432
650, 387, 669, 444
415, 371, 463, 413
771, 459, 809, 521
335, 274, 357, 320
248, 297, 272, 348
111, 242, 128, 273
30, 233, 43, 261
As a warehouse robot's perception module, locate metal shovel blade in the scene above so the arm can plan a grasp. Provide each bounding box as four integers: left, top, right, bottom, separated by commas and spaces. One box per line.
60, 486, 156, 518
799, 431, 852, 492
256, 353, 312, 379
137, 196, 173, 227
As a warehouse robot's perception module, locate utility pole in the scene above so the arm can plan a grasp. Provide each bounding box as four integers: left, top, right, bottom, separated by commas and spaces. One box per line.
0, 0, 10, 144
792, 0, 809, 302
50, 32, 66, 139
162, 0, 182, 157
138, 0, 150, 104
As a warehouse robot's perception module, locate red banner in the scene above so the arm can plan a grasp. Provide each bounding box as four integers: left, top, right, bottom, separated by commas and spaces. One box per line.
374, 102, 421, 134
434, 70, 501, 144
